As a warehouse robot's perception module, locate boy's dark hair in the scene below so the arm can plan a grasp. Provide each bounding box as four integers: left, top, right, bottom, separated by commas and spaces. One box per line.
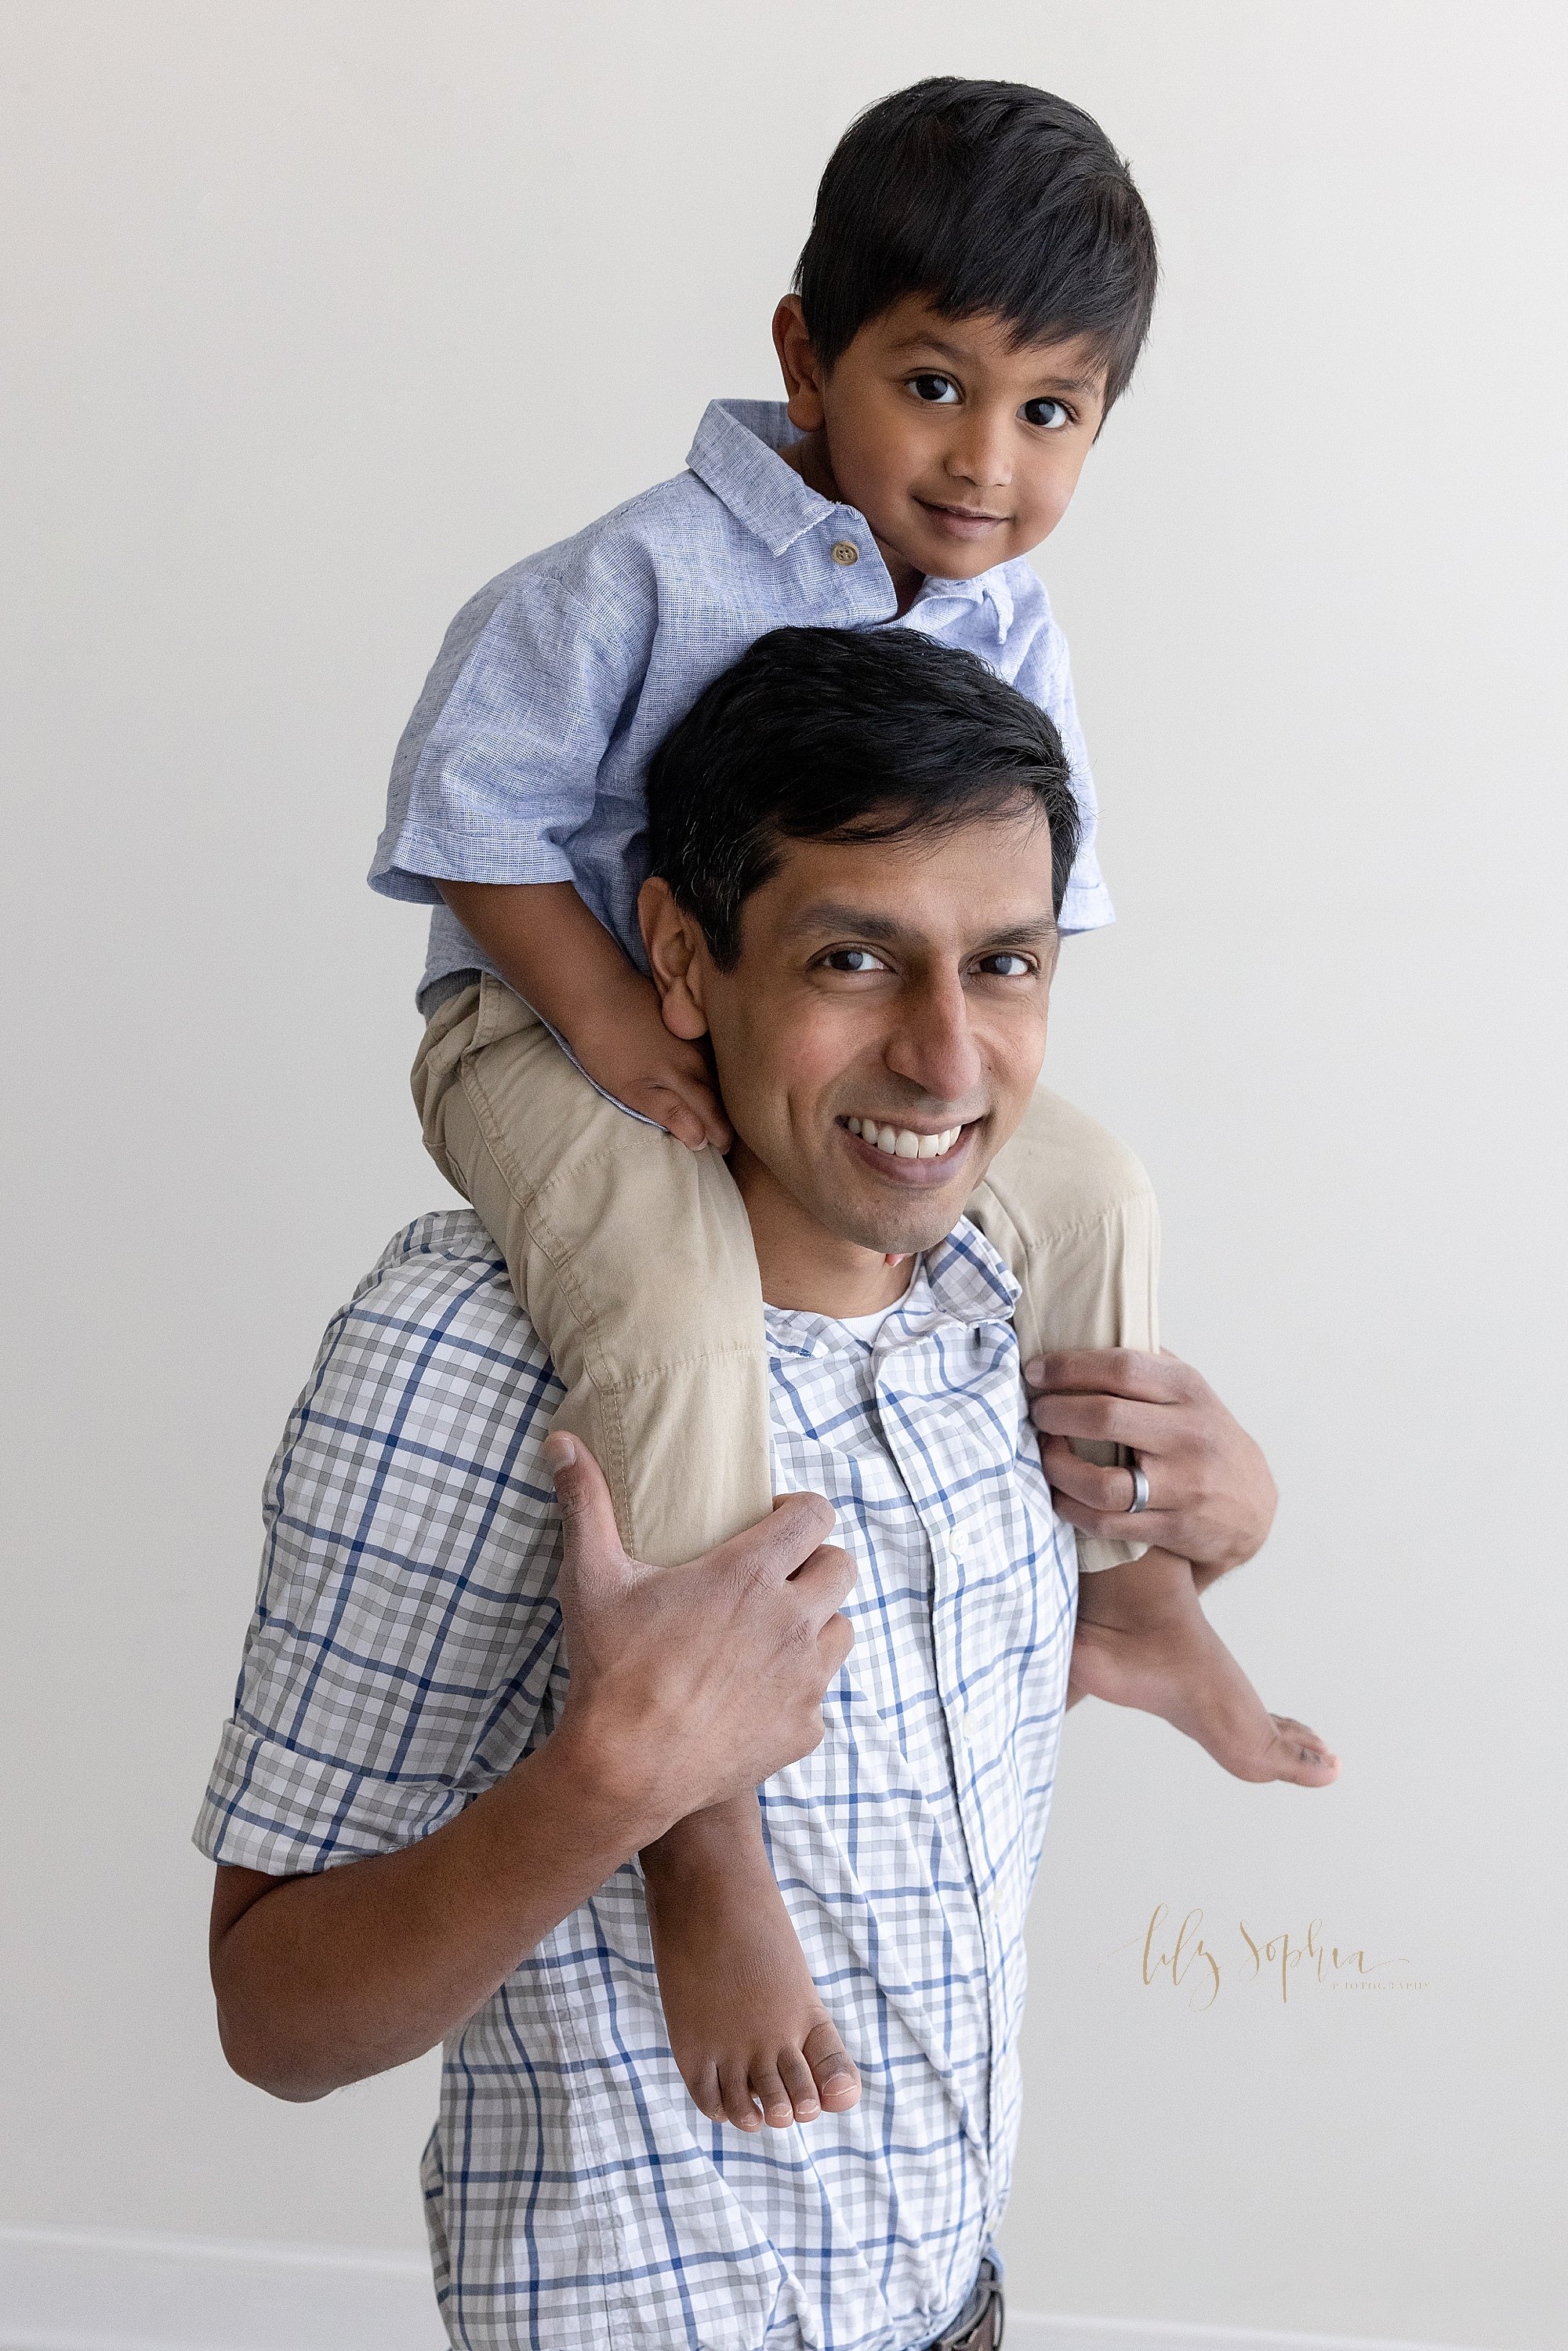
796, 77, 1157, 409
646, 626, 1079, 968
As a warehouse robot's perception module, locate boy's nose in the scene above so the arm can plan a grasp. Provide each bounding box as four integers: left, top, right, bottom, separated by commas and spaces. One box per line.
944, 414, 1013, 494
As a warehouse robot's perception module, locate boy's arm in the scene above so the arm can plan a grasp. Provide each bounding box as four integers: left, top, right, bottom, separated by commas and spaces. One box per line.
437, 878, 729, 1150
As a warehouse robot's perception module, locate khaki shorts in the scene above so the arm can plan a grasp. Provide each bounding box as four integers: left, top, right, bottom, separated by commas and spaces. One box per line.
413, 977, 1159, 1571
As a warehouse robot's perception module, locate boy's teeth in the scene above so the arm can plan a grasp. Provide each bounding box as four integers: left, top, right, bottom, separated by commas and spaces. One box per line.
847, 1117, 962, 1160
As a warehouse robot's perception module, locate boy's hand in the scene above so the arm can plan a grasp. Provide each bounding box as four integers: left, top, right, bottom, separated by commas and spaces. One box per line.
434, 878, 731, 1152
572, 971, 732, 1152
1024, 1349, 1277, 1579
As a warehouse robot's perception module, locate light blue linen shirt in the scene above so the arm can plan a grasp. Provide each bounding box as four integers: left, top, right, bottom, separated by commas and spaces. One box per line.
371, 401, 1113, 1009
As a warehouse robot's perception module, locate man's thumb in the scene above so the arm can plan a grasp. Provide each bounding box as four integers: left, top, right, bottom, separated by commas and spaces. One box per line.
543, 1432, 626, 1569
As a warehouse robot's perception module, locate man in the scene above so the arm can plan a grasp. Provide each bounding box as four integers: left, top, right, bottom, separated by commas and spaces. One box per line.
199, 628, 1320, 2351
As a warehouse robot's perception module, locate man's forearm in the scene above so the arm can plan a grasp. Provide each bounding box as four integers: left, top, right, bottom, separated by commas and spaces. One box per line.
212, 1719, 664, 2102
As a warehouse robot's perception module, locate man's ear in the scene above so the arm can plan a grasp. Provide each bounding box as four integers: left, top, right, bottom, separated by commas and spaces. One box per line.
771, 295, 827, 434
638, 877, 711, 1041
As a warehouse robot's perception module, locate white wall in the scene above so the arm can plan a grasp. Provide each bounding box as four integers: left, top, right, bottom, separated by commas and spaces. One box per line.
2, 4, 1563, 2346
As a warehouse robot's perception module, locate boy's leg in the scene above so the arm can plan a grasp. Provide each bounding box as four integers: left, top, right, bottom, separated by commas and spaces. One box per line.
412, 977, 773, 1566
965, 1081, 1160, 1573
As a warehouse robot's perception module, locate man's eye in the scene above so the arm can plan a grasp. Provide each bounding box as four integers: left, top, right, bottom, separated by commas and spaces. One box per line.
1022, 397, 1070, 430
823, 947, 887, 973
909, 373, 961, 405
978, 952, 1034, 978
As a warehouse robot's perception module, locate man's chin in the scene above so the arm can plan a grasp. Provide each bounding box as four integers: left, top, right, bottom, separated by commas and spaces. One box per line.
826, 1185, 975, 1262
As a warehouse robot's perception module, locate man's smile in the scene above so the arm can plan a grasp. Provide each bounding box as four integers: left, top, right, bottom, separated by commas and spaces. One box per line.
838, 1112, 978, 1183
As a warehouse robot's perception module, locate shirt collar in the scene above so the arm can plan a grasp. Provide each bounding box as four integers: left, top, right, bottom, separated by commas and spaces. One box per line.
687, 400, 1018, 640
905, 562, 1016, 643
686, 399, 842, 557
765, 1218, 1019, 1361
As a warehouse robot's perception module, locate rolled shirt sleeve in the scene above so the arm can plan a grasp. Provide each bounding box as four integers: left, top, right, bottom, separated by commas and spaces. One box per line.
194, 1214, 568, 1877
370, 553, 656, 906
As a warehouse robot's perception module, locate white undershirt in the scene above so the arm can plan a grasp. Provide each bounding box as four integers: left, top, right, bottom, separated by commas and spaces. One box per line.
828, 1269, 918, 1344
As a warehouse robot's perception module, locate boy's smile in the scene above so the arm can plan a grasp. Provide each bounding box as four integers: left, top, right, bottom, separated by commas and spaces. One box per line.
774, 292, 1108, 610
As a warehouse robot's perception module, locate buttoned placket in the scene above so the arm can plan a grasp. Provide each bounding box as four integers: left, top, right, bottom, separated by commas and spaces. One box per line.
811, 513, 898, 623
864, 1322, 1018, 2206
935, 1504, 1018, 2212
762, 1246, 1030, 2233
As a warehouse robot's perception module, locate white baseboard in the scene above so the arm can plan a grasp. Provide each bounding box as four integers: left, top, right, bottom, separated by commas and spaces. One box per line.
0, 2227, 445, 2351
1004, 2320, 1496, 2351
0, 2227, 1496, 2351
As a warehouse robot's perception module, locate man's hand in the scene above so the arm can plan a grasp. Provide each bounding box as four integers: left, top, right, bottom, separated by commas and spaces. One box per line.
549, 1434, 855, 1830
1024, 1348, 1277, 1580
209, 1442, 854, 2103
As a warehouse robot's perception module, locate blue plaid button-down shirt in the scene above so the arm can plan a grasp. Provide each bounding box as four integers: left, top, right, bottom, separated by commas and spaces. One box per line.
196, 1210, 1077, 2351
369, 398, 1112, 1009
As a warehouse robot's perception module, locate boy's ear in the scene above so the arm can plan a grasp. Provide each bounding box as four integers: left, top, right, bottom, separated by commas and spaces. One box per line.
638, 877, 710, 1040
771, 295, 827, 434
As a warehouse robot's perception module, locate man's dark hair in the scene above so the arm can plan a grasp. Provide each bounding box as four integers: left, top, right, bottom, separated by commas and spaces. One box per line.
796, 77, 1157, 409
645, 626, 1079, 968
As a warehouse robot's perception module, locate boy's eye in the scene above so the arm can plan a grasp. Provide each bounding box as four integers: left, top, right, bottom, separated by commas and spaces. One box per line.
977, 952, 1035, 978
822, 947, 889, 974
909, 373, 961, 405
1021, 397, 1070, 430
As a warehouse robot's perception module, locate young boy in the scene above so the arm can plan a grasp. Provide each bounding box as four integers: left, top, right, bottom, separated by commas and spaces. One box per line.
372, 78, 1338, 2137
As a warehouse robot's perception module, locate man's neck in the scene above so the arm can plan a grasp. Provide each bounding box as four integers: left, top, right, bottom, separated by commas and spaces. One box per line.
758, 1243, 916, 1319
732, 1144, 918, 1318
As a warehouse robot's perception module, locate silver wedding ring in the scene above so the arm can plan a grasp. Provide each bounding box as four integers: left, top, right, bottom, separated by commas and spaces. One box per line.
1127, 1457, 1150, 1515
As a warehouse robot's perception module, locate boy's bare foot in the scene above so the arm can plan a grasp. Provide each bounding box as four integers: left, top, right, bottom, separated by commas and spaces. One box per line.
641, 1805, 862, 2132
1071, 1550, 1341, 1788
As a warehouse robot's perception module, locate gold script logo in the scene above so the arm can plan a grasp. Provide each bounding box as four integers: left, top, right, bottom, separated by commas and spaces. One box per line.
1123, 1904, 1427, 2010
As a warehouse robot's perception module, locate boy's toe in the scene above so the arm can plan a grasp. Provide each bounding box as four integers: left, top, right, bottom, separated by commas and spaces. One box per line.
718, 2059, 762, 2132
803, 2019, 861, 2111
777, 2047, 821, 2120
1266, 1714, 1341, 1787
750, 2061, 797, 2128
688, 2061, 726, 2124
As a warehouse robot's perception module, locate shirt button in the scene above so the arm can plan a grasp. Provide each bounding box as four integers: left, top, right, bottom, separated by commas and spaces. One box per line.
830, 539, 859, 566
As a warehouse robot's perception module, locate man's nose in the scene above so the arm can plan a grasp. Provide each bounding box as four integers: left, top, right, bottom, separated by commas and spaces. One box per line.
883, 974, 983, 1105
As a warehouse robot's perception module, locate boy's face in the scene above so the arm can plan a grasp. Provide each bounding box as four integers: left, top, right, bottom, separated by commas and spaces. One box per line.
774, 292, 1108, 592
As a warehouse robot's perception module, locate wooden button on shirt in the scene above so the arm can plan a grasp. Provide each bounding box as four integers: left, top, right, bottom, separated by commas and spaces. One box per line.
830, 539, 859, 564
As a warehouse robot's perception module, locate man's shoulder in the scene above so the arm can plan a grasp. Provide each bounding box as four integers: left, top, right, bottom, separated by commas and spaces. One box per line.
357, 1205, 511, 1301
325, 1211, 555, 1406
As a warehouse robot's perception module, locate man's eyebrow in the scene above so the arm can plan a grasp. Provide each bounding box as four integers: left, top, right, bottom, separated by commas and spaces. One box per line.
789, 901, 1059, 946
982, 916, 1062, 946
789, 902, 905, 942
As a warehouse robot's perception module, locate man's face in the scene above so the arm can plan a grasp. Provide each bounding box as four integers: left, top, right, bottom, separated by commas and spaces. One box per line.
775, 293, 1108, 593
645, 801, 1058, 1289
